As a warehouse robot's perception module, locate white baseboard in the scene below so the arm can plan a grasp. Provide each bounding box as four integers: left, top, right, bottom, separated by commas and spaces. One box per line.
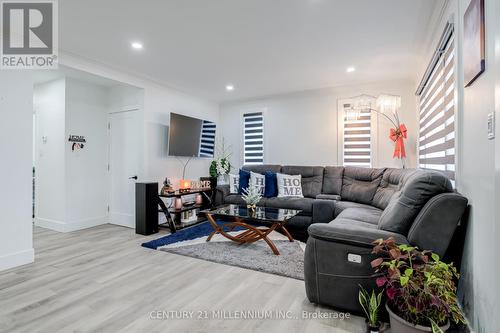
109, 212, 134, 228
35, 216, 109, 232
34, 217, 68, 232
0, 248, 34, 271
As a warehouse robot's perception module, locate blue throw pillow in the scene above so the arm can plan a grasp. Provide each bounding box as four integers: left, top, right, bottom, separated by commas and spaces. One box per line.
264, 171, 278, 198
238, 169, 250, 194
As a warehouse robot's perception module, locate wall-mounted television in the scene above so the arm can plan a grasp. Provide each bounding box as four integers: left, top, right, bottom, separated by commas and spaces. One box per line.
168, 112, 216, 158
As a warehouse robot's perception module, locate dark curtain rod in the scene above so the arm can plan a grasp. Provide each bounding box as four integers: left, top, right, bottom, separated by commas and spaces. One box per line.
415, 22, 454, 96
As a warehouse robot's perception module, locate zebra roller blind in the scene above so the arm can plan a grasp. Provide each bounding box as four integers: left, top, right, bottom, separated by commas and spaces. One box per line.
198, 120, 216, 157
343, 103, 372, 167
243, 111, 264, 165
418, 27, 455, 182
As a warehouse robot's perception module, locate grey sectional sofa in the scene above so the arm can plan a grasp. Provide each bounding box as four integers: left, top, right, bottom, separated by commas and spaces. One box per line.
215, 164, 468, 312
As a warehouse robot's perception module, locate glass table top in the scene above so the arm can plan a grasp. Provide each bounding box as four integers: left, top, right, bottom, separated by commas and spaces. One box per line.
201, 204, 301, 223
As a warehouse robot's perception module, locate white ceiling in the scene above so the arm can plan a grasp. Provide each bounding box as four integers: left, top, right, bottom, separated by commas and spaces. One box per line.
59, 0, 441, 102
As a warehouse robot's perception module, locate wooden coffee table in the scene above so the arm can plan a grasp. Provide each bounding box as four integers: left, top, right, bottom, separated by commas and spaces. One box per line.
201, 204, 301, 255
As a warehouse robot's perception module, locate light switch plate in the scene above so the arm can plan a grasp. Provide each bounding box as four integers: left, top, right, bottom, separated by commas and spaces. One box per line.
347, 253, 362, 264
488, 113, 495, 140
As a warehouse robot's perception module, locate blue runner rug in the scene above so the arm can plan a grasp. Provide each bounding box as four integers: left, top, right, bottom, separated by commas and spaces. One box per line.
141, 220, 246, 250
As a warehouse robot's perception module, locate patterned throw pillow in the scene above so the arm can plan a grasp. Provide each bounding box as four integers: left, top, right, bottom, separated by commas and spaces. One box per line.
229, 174, 239, 194
249, 171, 266, 195
277, 173, 304, 198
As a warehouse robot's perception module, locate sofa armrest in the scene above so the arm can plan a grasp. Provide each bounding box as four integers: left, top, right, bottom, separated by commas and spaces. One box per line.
214, 185, 230, 206
312, 199, 336, 224
305, 221, 405, 312
308, 222, 408, 247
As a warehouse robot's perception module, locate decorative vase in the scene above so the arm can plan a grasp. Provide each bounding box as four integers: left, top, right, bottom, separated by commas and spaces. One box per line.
217, 174, 229, 185
386, 303, 449, 333
174, 198, 183, 210
365, 320, 381, 333
247, 204, 257, 216
247, 204, 257, 210
209, 177, 217, 190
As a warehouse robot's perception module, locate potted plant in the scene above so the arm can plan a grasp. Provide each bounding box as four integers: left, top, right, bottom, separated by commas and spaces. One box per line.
358, 285, 383, 333
241, 183, 262, 213
371, 238, 466, 333
210, 138, 232, 185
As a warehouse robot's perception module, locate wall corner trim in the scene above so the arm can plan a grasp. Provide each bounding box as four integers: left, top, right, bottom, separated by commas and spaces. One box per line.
35, 216, 108, 233
0, 248, 35, 272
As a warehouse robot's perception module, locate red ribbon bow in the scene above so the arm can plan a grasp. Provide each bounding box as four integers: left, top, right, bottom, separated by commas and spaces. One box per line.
389, 124, 407, 159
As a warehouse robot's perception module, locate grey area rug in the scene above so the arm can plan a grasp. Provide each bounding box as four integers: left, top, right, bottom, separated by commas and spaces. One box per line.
160, 240, 305, 280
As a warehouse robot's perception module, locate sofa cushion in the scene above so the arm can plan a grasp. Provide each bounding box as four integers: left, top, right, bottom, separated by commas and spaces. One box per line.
242, 164, 282, 174
329, 218, 378, 230
229, 174, 240, 194
316, 194, 341, 201
286, 215, 314, 230
281, 165, 324, 198
372, 168, 414, 209
250, 171, 266, 195
264, 171, 278, 197
378, 169, 453, 235
333, 200, 378, 217
224, 194, 267, 206
308, 218, 408, 245
238, 169, 250, 194
265, 197, 315, 214
336, 207, 382, 225
277, 173, 304, 198
312, 199, 337, 224
341, 167, 385, 205
322, 166, 344, 195
224, 194, 245, 205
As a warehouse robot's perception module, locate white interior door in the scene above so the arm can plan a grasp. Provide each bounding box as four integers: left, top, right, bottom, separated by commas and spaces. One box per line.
109, 110, 141, 228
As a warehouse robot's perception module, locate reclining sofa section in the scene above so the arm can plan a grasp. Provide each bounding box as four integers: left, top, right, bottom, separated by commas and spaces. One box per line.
215, 165, 468, 312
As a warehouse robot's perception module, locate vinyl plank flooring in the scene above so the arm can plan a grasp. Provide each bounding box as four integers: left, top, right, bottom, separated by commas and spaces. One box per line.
0, 225, 366, 333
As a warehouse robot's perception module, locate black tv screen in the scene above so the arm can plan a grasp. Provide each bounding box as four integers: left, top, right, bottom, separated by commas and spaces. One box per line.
168, 113, 216, 158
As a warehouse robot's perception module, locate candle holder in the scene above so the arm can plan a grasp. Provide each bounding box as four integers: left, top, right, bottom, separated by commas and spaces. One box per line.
174, 197, 183, 210
179, 179, 191, 193
195, 194, 203, 205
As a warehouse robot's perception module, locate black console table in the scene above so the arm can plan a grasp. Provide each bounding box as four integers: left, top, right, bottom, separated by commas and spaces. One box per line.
158, 188, 214, 233
136, 182, 213, 235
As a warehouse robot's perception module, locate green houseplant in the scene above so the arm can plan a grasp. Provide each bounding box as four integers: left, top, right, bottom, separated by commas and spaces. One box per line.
209, 138, 232, 184
358, 285, 383, 333
370, 238, 465, 333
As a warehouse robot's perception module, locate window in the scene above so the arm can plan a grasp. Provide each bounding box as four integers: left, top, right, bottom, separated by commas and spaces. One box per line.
243, 111, 264, 165
339, 99, 372, 167
198, 120, 216, 157
417, 24, 455, 183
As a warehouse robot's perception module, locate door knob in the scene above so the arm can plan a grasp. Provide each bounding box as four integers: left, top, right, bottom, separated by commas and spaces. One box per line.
129, 175, 138, 180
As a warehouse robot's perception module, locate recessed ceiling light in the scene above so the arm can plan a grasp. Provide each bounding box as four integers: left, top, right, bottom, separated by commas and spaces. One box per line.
346, 66, 356, 73
225, 85, 234, 91
131, 42, 143, 50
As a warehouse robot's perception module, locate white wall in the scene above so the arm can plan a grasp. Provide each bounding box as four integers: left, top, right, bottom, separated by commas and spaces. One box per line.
65, 78, 110, 229
34, 79, 66, 225
0, 72, 35, 271
60, 53, 220, 190
494, 3, 500, 332
34, 78, 111, 232
144, 85, 219, 187
220, 79, 417, 170
419, 1, 499, 332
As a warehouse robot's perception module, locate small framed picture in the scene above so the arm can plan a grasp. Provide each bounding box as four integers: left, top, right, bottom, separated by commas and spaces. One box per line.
463, 0, 485, 87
